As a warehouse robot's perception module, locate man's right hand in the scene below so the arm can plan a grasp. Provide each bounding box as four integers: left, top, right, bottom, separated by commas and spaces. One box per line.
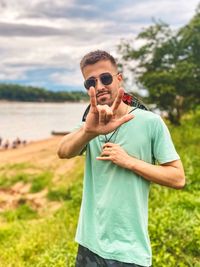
83, 87, 134, 136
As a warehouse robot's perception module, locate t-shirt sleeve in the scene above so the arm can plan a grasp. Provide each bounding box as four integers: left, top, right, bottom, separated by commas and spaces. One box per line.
152, 116, 180, 164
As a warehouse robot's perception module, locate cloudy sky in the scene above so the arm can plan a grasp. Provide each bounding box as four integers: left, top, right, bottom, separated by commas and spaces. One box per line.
0, 0, 199, 92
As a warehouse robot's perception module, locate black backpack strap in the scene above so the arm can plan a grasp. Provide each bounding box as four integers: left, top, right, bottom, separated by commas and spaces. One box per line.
82, 104, 91, 122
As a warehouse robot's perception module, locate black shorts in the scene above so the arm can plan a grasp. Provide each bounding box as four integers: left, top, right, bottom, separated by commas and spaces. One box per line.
75, 245, 146, 267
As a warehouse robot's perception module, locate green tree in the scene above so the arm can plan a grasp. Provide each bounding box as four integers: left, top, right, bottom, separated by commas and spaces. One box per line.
118, 8, 200, 124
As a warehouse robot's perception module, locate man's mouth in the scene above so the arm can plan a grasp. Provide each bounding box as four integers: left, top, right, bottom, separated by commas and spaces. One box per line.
96, 91, 110, 98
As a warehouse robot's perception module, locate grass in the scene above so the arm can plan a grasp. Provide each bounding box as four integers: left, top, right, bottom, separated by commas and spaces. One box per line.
0, 167, 53, 192
0, 110, 199, 266
2, 204, 38, 222
0, 205, 78, 267
0, 159, 83, 267
0, 172, 30, 188
30, 172, 53, 193
148, 110, 200, 266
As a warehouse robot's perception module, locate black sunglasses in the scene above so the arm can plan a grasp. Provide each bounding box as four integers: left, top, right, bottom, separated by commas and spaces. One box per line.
84, 72, 118, 90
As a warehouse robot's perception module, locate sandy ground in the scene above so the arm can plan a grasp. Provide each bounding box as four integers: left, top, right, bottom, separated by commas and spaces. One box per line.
0, 136, 84, 213
0, 136, 62, 163
0, 136, 79, 174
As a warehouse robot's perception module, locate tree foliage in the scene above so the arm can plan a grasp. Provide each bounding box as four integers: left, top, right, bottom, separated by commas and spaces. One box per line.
118, 8, 200, 124
0, 84, 88, 102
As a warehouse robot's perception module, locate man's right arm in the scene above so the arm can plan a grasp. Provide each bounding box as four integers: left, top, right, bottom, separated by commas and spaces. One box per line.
57, 126, 96, 159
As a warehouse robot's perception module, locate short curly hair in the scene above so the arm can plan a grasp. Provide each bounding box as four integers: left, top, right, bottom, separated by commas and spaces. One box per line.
80, 50, 117, 72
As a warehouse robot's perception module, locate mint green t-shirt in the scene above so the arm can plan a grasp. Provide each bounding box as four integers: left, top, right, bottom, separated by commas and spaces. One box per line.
75, 109, 180, 267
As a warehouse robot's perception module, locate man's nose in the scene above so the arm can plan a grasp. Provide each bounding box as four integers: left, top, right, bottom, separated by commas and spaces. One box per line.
95, 78, 105, 90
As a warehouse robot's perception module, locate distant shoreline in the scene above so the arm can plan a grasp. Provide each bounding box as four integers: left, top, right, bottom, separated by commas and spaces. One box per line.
0, 136, 62, 154
0, 132, 70, 151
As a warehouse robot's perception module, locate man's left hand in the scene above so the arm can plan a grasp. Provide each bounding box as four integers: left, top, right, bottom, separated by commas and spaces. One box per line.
96, 142, 133, 169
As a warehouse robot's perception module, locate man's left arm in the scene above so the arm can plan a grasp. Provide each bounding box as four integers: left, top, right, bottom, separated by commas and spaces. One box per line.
97, 143, 185, 189
126, 156, 185, 189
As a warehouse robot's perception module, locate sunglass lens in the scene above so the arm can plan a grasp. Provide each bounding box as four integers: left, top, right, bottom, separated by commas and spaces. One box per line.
100, 73, 113, 85
84, 78, 96, 90
84, 73, 114, 89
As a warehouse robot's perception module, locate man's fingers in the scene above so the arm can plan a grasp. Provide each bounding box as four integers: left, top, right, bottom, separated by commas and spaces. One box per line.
105, 111, 113, 123
103, 142, 115, 149
112, 88, 124, 114
99, 109, 106, 124
97, 106, 113, 124
100, 149, 111, 157
89, 87, 97, 109
96, 156, 111, 161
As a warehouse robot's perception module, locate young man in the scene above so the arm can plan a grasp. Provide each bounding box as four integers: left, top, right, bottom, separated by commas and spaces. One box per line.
57, 50, 185, 267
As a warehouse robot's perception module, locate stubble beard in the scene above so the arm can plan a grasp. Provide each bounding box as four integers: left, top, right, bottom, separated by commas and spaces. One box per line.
96, 92, 113, 106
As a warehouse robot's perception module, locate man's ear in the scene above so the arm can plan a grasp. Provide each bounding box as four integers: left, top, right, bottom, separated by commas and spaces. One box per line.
118, 73, 123, 80
117, 73, 123, 85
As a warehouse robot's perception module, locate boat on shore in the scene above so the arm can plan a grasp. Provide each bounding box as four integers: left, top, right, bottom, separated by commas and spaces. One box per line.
51, 131, 70, 136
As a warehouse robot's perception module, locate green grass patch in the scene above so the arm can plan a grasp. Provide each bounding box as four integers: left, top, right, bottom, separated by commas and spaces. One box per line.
0, 158, 83, 266
0, 172, 31, 188
0, 170, 53, 193
0, 187, 81, 267
47, 178, 82, 207
0, 162, 33, 171
30, 172, 53, 193
47, 160, 83, 206
2, 204, 38, 222
47, 187, 71, 201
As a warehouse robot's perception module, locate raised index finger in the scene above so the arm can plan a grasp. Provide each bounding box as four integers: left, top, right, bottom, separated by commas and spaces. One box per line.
111, 88, 124, 114
89, 87, 97, 109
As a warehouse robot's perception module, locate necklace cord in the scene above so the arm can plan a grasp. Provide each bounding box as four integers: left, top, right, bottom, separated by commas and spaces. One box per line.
104, 107, 137, 143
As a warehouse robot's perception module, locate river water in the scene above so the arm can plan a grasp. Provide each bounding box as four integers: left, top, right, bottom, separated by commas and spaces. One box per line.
0, 102, 88, 142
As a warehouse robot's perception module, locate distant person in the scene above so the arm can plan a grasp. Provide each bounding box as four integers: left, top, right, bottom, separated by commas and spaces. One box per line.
11, 137, 23, 149
12, 140, 17, 149
16, 137, 21, 145
58, 50, 185, 267
22, 140, 27, 146
0, 137, 2, 147
3, 140, 9, 149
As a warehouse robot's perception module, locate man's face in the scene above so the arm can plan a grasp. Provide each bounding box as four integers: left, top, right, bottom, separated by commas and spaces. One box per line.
82, 60, 123, 106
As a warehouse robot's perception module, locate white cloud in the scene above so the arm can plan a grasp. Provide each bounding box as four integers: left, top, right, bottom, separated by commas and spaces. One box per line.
115, 0, 199, 27
0, 0, 199, 90
50, 70, 82, 86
